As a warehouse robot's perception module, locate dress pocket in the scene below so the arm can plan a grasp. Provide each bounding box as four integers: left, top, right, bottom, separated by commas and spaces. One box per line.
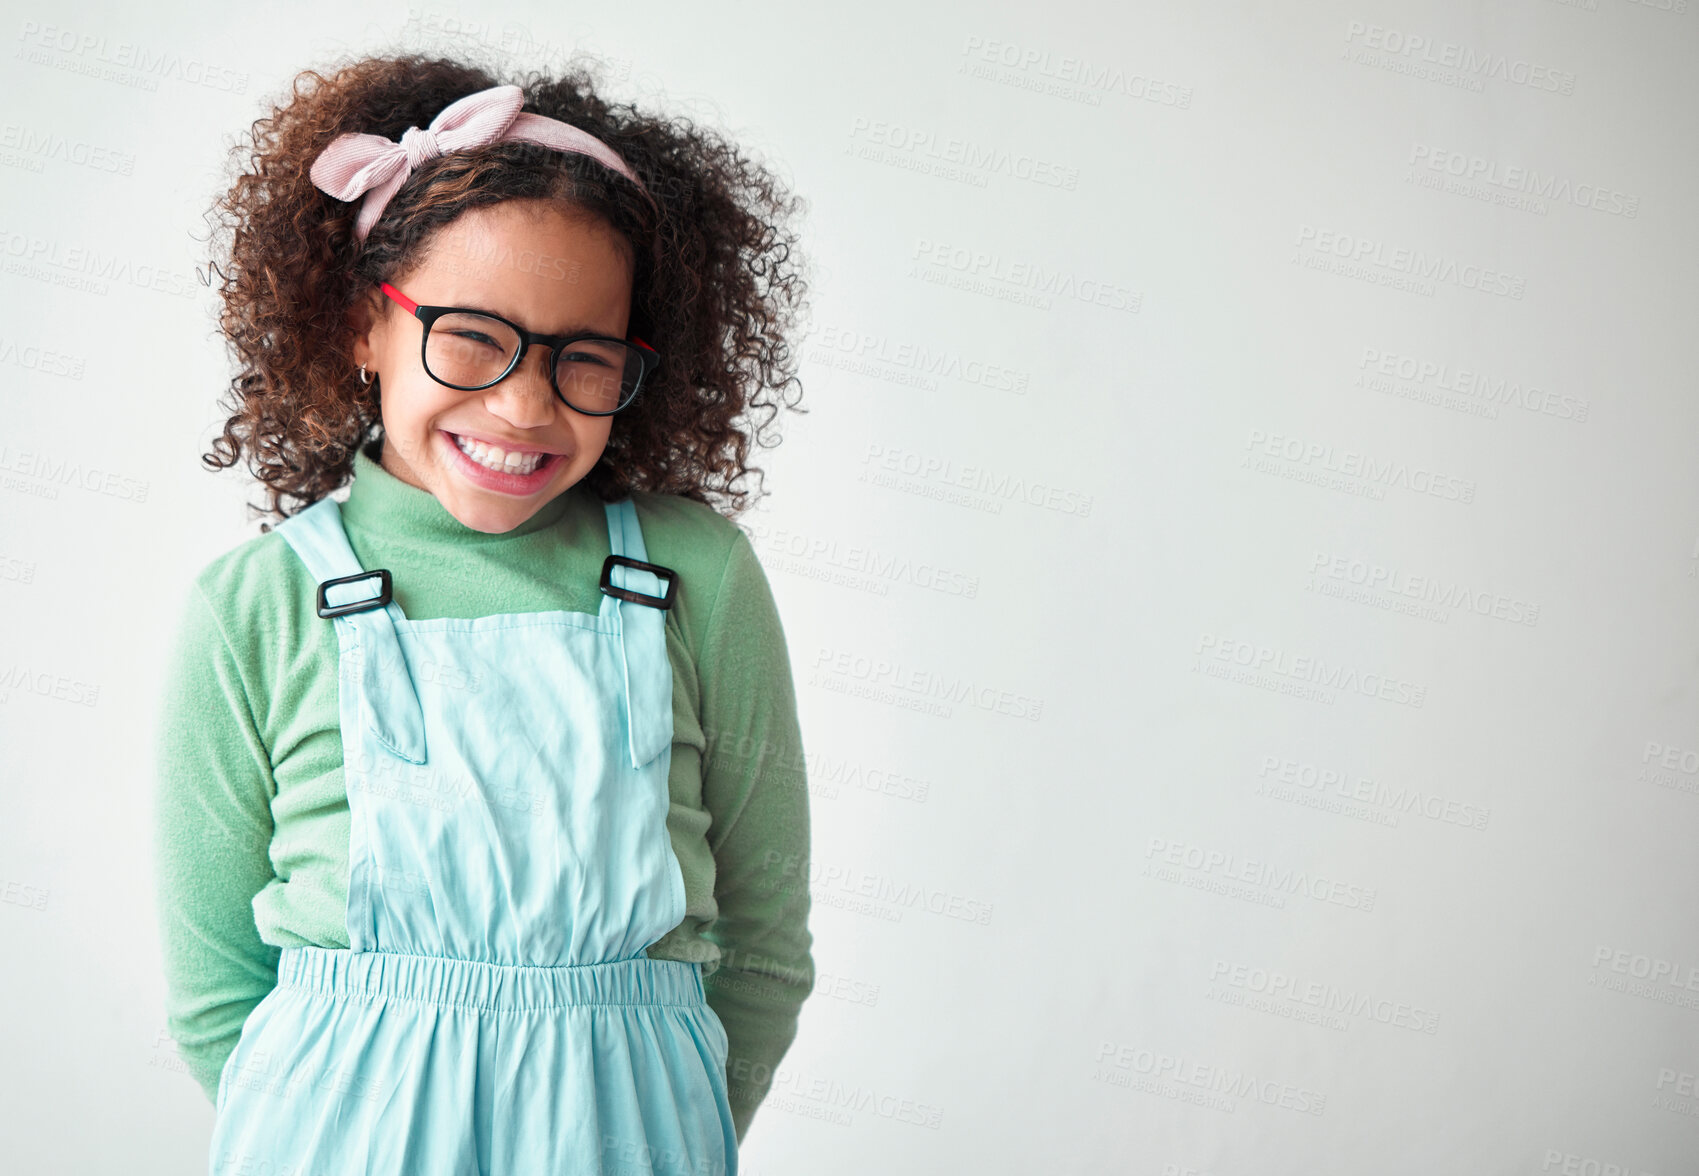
702, 1004, 731, 1070
213, 985, 281, 1116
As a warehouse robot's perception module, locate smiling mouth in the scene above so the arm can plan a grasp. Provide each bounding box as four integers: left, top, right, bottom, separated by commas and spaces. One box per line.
450, 432, 556, 476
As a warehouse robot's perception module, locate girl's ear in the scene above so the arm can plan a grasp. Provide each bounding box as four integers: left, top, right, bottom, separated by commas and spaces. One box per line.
347, 286, 387, 367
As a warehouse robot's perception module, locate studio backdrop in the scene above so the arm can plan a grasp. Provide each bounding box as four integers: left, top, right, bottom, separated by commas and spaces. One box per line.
1, 1, 1696, 1173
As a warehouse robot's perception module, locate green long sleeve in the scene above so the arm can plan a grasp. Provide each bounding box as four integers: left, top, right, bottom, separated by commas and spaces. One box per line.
150, 581, 282, 1098
150, 444, 814, 1143
697, 524, 815, 1143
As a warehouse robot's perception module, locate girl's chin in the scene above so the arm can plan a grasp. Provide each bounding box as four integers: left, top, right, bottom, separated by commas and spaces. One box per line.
438, 429, 568, 496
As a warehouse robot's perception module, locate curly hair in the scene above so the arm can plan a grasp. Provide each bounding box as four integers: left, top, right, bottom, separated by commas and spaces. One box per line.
198, 52, 810, 524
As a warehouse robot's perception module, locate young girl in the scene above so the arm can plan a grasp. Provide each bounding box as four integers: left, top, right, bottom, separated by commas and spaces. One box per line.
151, 53, 814, 1174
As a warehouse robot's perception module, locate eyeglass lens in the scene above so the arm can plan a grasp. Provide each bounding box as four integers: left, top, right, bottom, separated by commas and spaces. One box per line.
425, 311, 644, 413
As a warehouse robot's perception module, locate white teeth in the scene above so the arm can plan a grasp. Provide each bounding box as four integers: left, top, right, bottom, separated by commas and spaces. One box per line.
453, 434, 547, 475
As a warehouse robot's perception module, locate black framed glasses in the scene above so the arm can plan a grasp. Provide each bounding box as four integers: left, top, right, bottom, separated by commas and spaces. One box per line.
380, 282, 659, 416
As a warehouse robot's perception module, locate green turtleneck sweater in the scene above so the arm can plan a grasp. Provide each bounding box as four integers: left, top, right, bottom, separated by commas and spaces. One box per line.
151, 443, 813, 1144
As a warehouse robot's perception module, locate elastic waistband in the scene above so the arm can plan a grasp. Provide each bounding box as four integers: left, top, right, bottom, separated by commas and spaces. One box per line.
276, 946, 706, 1012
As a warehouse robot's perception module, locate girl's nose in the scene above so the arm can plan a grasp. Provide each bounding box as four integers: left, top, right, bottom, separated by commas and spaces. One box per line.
482, 344, 560, 427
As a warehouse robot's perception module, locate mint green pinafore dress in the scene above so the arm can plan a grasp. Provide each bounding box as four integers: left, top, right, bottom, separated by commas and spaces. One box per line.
207, 493, 737, 1175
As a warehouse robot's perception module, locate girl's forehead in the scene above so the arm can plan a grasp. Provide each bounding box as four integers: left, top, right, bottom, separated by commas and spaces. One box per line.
412, 205, 633, 279
386, 220, 636, 328
441, 199, 621, 246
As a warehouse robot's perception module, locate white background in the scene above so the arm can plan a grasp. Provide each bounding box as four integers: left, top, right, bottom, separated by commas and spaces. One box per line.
2, 1, 1697, 1173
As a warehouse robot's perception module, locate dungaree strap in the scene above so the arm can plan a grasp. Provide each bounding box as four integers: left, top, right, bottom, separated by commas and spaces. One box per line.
273, 497, 429, 765
603, 499, 672, 768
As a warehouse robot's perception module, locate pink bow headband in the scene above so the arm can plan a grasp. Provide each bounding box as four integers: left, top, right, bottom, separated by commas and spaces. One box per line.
309, 83, 649, 244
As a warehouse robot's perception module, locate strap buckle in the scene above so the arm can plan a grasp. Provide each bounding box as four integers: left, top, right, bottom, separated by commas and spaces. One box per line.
600, 555, 677, 611
316, 569, 394, 618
